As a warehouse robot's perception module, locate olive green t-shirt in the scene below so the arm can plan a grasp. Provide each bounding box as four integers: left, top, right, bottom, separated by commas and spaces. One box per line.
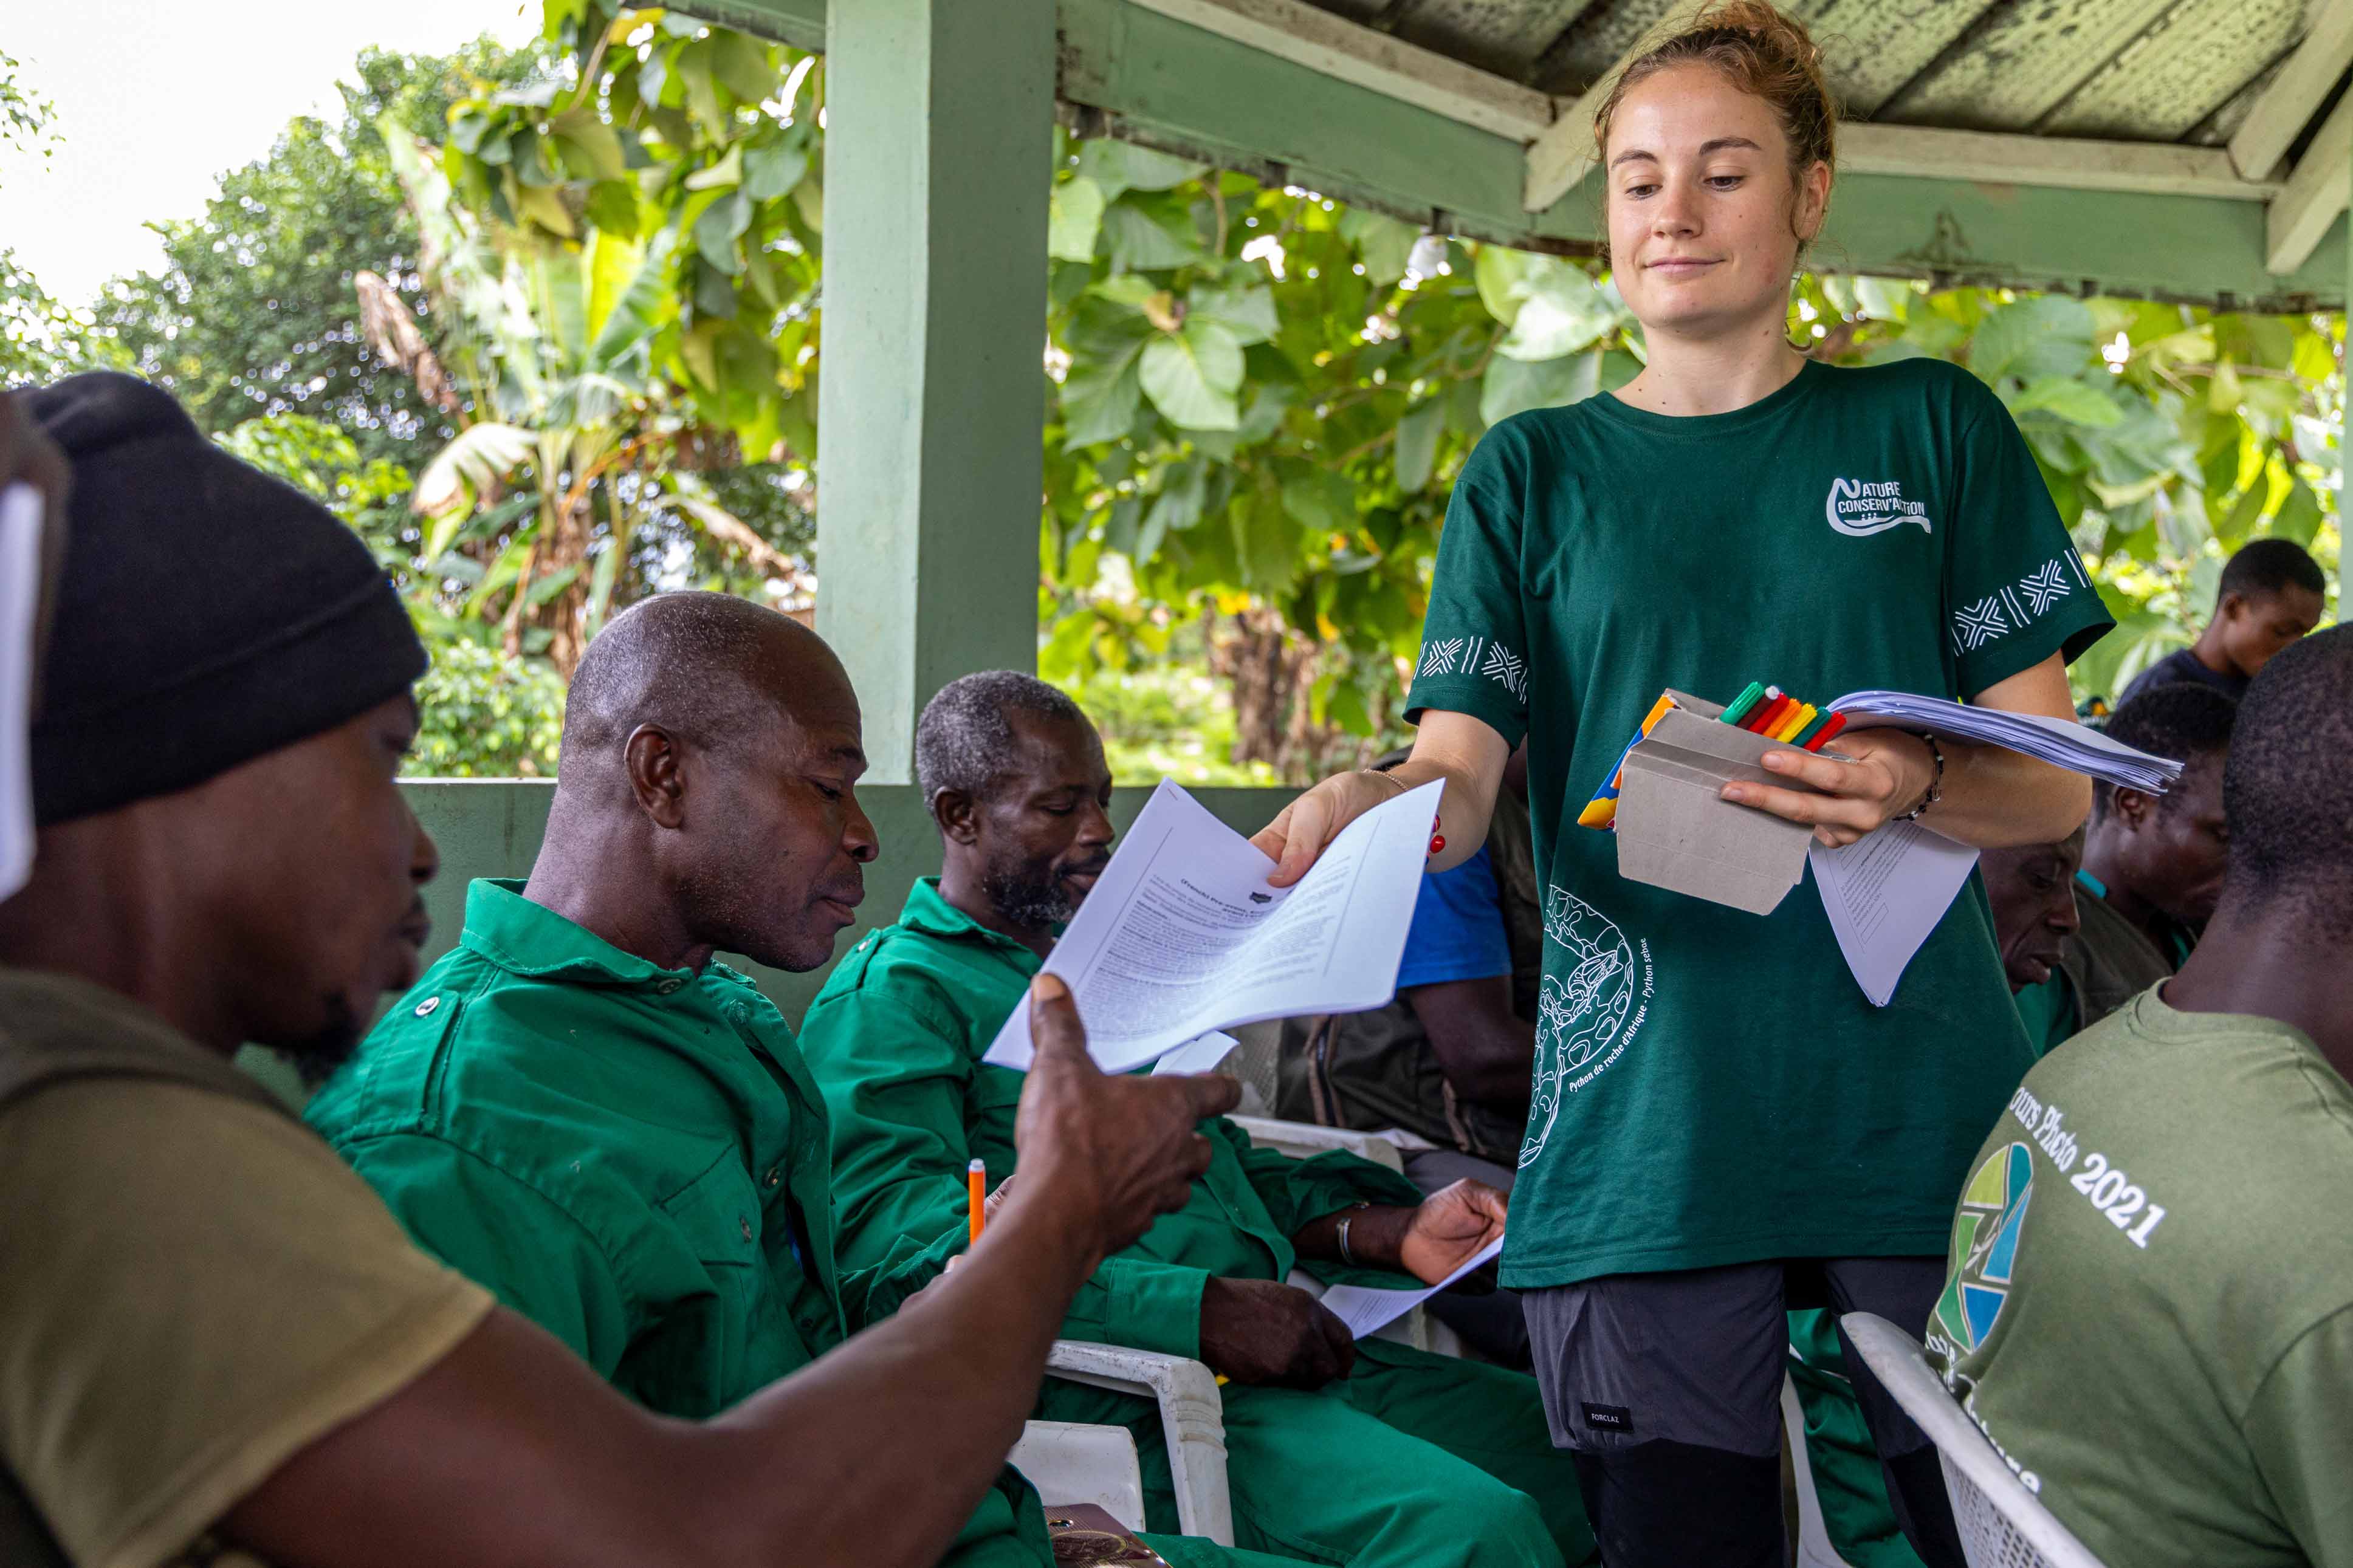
0, 971, 493, 1568
1406, 359, 2112, 1287
1925, 990, 2353, 1567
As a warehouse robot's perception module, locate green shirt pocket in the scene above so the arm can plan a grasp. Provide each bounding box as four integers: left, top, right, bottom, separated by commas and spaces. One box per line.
615, 1146, 771, 1417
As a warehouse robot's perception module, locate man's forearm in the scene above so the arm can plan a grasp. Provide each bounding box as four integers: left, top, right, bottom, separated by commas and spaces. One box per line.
1291, 1203, 1415, 1272
222, 1195, 1101, 1568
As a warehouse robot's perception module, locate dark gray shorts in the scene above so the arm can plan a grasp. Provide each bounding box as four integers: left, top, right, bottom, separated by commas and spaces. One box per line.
1521, 1257, 1945, 1458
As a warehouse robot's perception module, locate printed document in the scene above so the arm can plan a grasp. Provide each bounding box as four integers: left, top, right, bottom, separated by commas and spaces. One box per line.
1150, 1031, 1239, 1077
0, 484, 42, 902
984, 778, 1441, 1073
1316, 1236, 1506, 1339
1808, 823, 1981, 1008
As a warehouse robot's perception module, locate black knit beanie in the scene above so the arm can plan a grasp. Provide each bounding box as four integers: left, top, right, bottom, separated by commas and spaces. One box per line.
25, 372, 427, 826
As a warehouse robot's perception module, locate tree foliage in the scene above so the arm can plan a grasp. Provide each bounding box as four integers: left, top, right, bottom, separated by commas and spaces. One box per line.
92, 40, 549, 462
15, 4, 2342, 783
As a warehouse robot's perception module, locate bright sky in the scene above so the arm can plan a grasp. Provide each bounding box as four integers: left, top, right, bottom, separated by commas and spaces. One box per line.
0, 0, 539, 306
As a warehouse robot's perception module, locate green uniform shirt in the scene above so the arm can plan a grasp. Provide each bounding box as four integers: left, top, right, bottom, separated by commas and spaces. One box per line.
802, 878, 1425, 1361
305, 880, 953, 1415
2010, 974, 2076, 1058
1406, 359, 2112, 1287
1925, 990, 2353, 1567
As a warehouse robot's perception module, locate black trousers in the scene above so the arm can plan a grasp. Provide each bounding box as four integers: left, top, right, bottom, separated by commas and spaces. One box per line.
1523, 1258, 1966, 1568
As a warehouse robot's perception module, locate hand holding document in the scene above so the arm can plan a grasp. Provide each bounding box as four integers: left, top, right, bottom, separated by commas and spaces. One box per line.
1316, 1235, 1505, 1339
984, 779, 1441, 1074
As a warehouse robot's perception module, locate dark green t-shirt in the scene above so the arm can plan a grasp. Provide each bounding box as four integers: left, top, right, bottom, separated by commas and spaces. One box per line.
1406, 358, 2112, 1287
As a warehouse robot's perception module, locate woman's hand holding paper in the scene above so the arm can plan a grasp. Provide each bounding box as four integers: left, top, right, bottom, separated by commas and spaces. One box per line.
1721, 729, 1940, 849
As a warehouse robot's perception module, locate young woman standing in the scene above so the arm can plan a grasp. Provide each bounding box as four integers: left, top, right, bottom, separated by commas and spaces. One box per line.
1255, 7, 2110, 1564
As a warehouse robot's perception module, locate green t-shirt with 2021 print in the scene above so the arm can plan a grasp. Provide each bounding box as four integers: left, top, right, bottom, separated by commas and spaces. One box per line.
1405, 357, 2112, 1289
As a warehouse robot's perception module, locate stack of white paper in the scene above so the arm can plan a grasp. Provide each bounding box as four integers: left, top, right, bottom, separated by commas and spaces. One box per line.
1829, 691, 2181, 793
984, 778, 1441, 1074
0, 484, 44, 902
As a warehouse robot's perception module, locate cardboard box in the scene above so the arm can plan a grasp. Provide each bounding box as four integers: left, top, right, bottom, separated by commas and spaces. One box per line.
1610, 690, 1835, 916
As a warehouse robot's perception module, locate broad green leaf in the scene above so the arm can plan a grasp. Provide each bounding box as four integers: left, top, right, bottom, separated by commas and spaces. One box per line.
2271, 477, 2324, 546
709, 29, 779, 107
550, 106, 627, 182
1104, 200, 1206, 272
1480, 347, 1602, 426
414, 422, 534, 519
515, 181, 575, 237
1079, 139, 1204, 199
1232, 488, 1305, 595
791, 173, 823, 232
1048, 176, 1107, 263
1091, 273, 1161, 310
695, 189, 751, 273
2008, 376, 2123, 427
1062, 360, 1144, 448
743, 140, 808, 202
2207, 359, 2244, 414
1339, 210, 1420, 287
1473, 244, 1536, 327
1394, 399, 1443, 492
1280, 467, 1355, 535
1139, 319, 1244, 430
684, 144, 744, 191
585, 228, 675, 369
1188, 283, 1279, 345
1500, 261, 1615, 362
1970, 296, 2095, 385
2215, 479, 2266, 547
1853, 275, 1911, 321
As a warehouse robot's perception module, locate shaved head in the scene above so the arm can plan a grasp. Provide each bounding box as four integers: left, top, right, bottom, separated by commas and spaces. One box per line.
560, 592, 848, 790
529, 592, 876, 974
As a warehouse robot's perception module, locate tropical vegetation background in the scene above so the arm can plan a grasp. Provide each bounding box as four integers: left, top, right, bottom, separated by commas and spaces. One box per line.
2, 7, 2340, 784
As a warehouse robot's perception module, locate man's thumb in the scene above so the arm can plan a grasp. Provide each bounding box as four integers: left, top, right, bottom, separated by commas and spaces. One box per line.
1028, 974, 1091, 1064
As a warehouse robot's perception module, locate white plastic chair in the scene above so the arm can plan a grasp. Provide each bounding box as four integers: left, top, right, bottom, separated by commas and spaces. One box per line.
1009, 1420, 1149, 1531
1841, 1313, 2110, 1568
1225, 1112, 1409, 1172
1783, 1371, 1860, 1568
1037, 1340, 1236, 1545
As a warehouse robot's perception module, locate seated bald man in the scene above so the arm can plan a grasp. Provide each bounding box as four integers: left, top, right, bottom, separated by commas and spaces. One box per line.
803, 671, 1596, 1568
306, 595, 1290, 1568
1, 378, 1240, 1568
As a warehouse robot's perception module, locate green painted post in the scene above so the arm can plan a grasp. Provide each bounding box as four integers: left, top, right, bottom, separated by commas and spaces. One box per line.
814, 0, 1054, 783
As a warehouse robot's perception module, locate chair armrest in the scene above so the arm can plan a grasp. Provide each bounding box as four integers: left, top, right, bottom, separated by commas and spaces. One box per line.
1228, 1114, 1412, 1172
1045, 1342, 1235, 1546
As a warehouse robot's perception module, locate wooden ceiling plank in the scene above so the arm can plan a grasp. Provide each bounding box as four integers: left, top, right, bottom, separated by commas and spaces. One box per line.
1379, 0, 1601, 80
2231, 0, 2353, 179
2038, 0, 2304, 142
1878, 0, 2181, 131
2265, 82, 2353, 268
1522, 0, 1711, 211
1799, 0, 2005, 118
1843, 123, 2272, 199
1125, 0, 1556, 139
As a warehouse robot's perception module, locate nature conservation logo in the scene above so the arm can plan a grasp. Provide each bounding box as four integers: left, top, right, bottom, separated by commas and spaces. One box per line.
1825, 477, 1932, 537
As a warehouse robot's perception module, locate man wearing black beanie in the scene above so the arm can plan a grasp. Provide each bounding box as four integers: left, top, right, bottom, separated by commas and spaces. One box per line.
0, 374, 1263, 1568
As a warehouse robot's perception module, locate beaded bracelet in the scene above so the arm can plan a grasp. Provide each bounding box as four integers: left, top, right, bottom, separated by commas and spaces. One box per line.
1891, 732, 1945, 822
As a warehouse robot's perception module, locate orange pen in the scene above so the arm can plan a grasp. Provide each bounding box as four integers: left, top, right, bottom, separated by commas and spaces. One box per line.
967, 1157, 987, 1245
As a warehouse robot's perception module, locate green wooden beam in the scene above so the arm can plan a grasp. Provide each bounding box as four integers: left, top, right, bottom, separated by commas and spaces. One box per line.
809, 0, 1057, 783
397, 780, 1290, 1025
704, 0, 2347, 307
